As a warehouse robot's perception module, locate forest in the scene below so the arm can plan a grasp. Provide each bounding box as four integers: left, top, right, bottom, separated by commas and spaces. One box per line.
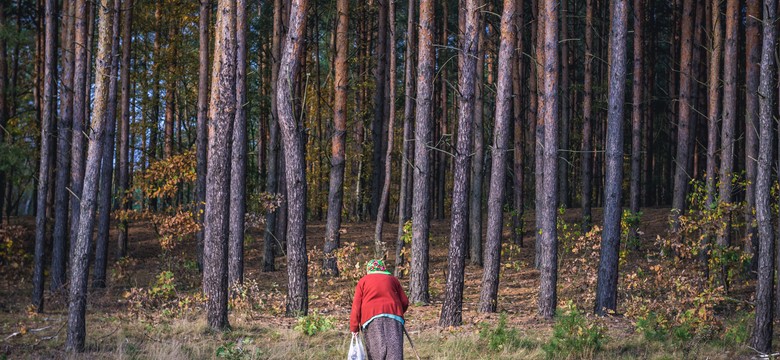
2, 0, 780, 358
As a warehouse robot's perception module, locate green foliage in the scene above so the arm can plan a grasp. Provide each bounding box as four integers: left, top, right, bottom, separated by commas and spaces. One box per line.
149, 271, 176, 301
294, 311, 335, 336
478, 313, 535, 352
721, 312, 751, 347
216, 339, 257, 360
542, 302, 606, 359
635, 312, 668, 342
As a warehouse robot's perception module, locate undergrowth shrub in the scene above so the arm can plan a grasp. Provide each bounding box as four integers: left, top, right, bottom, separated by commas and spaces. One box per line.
478, 313, 535, 352
542, 302, 606, 359
216, 339, 260, 360
294, 311, 335, 336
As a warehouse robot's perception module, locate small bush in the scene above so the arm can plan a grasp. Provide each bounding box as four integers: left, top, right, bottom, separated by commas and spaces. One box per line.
635, 311, 668, 342
294, 311, 335, 336
543, 302, 606, 359
479, 313, 535, 352
216, 339, 258, 360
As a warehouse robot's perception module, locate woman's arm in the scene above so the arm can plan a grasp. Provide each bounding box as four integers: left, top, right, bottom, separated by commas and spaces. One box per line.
396, 278, 409, 313
349, 280, 363, 332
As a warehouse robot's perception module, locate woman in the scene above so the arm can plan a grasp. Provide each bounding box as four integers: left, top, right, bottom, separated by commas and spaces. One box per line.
349, 259, 409, 360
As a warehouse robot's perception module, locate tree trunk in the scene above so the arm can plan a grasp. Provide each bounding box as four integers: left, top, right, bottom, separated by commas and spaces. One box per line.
263, 0, 283, 272
440, 0, 478, 326
374, 0, 396, 259
435, 2, 448, 220
325, 0, 349, 276
195, 0, 211, 270
558, 0, 569, 208
228, 0, 248, 287
117, 0, 133, 259
533, 0, 545, 269
594, 0, 628, 316
704, 0, 721, 270
395, 0, 416, 276
671, 0, 694, 226
751, 0, 775, 351
203, 0, 236, 331
629, 0, 643, 223
277, 0, 309, 316
33, 0, 57, 313
468, 12, 484, 267
581, 0, 594, 229
537, 0, 558, 318
745, 0, 760, 261
410, 0, 434, 304
371, 0, 388, 220
66, 0, 113, 350
0, 3, 7, 226
718, 0, 737, 247
511, 0, 524, 247
478, 0, 514, 314
68, 0, 89, 271
163, 25, 177, 160
51, 0, 74, 292
93, 0, 121, 289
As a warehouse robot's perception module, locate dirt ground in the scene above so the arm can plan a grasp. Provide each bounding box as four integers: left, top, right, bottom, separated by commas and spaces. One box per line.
0, 208, 764, 359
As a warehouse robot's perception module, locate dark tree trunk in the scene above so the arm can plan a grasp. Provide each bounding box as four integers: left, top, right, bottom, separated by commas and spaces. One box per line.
629, 0, 643, 222
594, 0, 628, 316
33, 0, 57, 313
195, 0, 211, 270
435, 2, 448, 221
325, 0, 349, 276
117, 0, 133, 258
51, 0, 73, 291
468, 13, 484, 267
537, 0, 558, 318
581, 0, 594, 229
718, 0, 737, 247
671, 0, 694, 226
228, 0, 248, 287
558, 0, 569, 208
374, 0, 396, 259
163, 25, 176, 160
203, 0, 237, 331
751, 0, 775, 351
263, 0, 283, 272
277, 0, 309, 316
66, 0, 113, 350
511, 0, 524, 247
370, 0, 388, 220
440, 0, 478, 326
395, 0, 416, 275
93, 0, 121, 289
744, 0, 760, 260
478, 0, 514, 314
704, 0, 721, 270
0, 3, 7, 226
410, 0, 434, 304
533, 0, 545, 269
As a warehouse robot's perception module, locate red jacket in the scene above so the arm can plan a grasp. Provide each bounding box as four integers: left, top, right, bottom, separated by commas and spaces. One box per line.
349, 274, 409, 332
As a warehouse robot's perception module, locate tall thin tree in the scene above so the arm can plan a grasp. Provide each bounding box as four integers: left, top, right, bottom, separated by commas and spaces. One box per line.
117, 0, 133, 258
229, 0, 248, 286
468, 11, 484, 267
581, 0, 594, 229
440, 0, 478, 326
751, 0, 775, 351
69, 0, 89, 253
277, 0, 309, 316
705, 0, 721, 268
263, 0, 283, 272
203, 0, 237, 330
66, 0, 113, 350
410, 0, 434, 304
478, 0, 514, 314
195, 0, 211, 270
718, 0, 737, 247
594, 0, 628, 316
629, 0, 643, 229
744, 0, 760, 258
371, 0, 388, 220
671, 0, 694, 226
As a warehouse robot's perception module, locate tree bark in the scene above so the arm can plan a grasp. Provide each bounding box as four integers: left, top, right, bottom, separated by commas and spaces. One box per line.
51, 0, 74, 291
435, 2, 448, 220
277, 0, 309, 316
395, 0, 416, 275
66, 0, 113, 350
371, 0, 388, 220
629, 0, 643, 222
195, 0, 211, 270
468, 11, 484, 267
33, 0, 57, 313
671, 0, 694, 226
581, 0, 594, 229
511, 0, 524, 247
93, 0, 121, 289
704, 0, 721, 269
558, 0, 569, 208
594, 0, 628, 316
117, 0, 133, 258
325, 0, 349, 276
533, 0, 545, 269
410, 0, 434, 304
478, 0, 514, 314
374, 0, 396, 259
440, 0, 478, 326
537, 0, 558, 318
263, 0, 283, 272
203, 0, 236, 331
718, 0, 737, 247
228, 0, 248, 287
745, 0, 761, 260
751, 0, 775, 351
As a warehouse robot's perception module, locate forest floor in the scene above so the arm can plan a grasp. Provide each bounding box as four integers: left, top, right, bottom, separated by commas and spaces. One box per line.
0, 207, 771, 359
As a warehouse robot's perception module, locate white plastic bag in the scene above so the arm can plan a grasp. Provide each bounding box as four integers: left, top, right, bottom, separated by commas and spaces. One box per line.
348, 332, 367, 360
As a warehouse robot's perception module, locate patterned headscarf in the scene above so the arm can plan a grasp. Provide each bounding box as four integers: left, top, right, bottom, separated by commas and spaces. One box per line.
366, 259, 391, 275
